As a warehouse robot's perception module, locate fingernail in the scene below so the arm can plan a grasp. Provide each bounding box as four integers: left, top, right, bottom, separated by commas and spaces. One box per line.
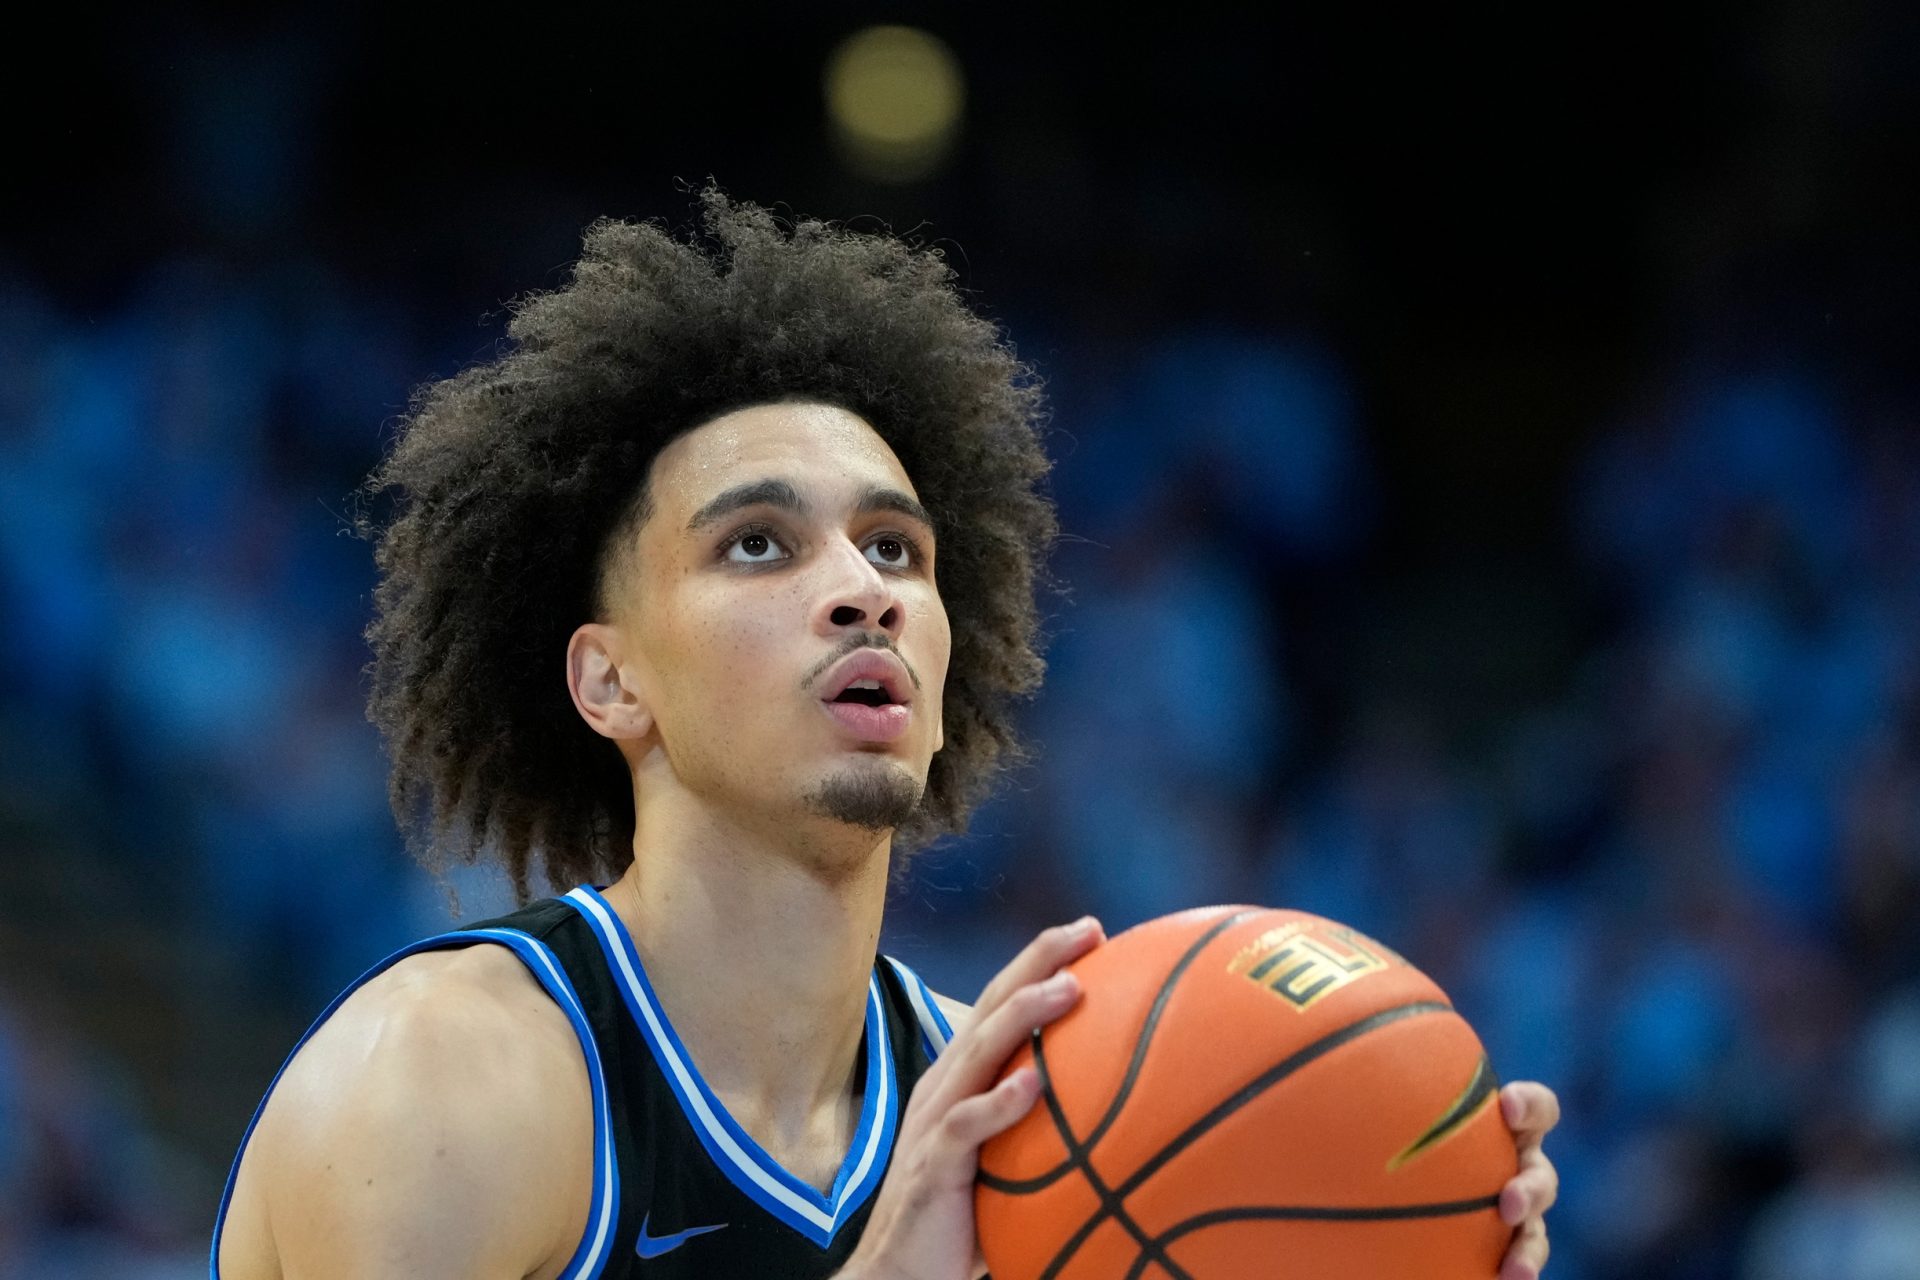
1072, 915, 1100, 938
1500, 1186, 1525, 1225
1046, 971, 1079, 997
1501, 1090, 1524, 1128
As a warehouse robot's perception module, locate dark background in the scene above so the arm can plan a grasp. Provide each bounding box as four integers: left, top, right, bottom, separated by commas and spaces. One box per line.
2, 5, 1917, 1276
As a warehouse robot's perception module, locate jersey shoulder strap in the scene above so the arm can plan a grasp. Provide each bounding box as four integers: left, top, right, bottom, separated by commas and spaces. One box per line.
879, 954, 959, 1060
210, 897, 627, 1280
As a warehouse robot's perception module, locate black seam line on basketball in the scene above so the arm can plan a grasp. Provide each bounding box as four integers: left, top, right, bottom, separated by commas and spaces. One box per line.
1391, 1052, 1501, 1170
1036, 1000, 1454, 1280
1030, 1032, 1197, 1280
976, 909, 1261, 1196
1119, 1197, 1506, 1280
1114, 1000, 1453, 1200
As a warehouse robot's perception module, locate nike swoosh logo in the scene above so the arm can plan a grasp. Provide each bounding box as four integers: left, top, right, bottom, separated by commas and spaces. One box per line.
635, 1211, 729, 1259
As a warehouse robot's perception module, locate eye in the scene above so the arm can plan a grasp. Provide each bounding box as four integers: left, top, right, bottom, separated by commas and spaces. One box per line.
866, 534, 919, 569
721, 524, 789, 565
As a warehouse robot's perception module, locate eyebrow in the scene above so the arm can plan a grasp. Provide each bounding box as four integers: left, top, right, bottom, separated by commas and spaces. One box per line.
684, 477, 935, 538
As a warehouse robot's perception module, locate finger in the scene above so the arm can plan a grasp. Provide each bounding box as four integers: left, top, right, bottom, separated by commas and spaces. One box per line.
1499, 1147, 1559, 1224
936, 969, 1084, 1103
936, 1066, 1044, 1168
899, 967, 1085, 1133
972, 917, 1104, 1020
1498, 1217, 1549, 1279
1499, 1081, 1562, 1143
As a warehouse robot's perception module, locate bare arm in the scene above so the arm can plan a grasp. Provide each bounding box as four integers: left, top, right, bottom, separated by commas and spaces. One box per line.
230, 947, 594, 1280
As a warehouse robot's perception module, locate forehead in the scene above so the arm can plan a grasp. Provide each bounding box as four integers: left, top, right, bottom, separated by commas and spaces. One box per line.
648, 401, 916, 518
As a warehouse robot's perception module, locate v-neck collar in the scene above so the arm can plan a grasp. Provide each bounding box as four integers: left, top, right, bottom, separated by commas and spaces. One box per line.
561, 885, 898, 1247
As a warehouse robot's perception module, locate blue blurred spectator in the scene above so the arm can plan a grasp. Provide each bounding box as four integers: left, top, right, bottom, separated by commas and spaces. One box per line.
0, 1004, 27, 1268
1034, 526, 1289, 928
1742, 1114, 1920, 1280
1048, 328, 1372, 562
0, 994, 201, 1278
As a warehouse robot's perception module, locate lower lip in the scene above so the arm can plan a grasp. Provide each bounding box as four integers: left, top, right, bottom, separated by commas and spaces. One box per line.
821, 700, 911, 743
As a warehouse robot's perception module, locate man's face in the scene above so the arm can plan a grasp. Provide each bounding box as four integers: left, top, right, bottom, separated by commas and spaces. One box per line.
597, 400, 949, 843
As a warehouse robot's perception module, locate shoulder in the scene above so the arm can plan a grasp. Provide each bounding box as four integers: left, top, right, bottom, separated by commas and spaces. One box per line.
236, 943, 594, 1278
274, 943, 588, 1120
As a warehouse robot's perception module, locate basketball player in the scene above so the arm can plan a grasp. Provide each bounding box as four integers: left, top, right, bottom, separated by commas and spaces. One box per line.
211, 191, 1558, 1279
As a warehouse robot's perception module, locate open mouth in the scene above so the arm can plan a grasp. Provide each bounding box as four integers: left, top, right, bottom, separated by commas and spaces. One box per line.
830, 684, 896, 708
821, 680, 911, 743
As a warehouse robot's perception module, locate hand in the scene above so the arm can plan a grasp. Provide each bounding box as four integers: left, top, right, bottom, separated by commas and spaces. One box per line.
1496, 1081, 1560, 1280
838, 916, 1106, 1280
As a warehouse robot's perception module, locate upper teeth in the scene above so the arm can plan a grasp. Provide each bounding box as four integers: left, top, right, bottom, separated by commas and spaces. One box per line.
848, 680, 882, 691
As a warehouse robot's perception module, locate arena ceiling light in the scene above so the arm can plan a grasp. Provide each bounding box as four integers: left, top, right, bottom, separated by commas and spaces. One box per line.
824, 25, 965, 184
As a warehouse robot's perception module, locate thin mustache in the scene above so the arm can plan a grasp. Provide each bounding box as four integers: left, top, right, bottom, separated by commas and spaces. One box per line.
804, 635, 922, 693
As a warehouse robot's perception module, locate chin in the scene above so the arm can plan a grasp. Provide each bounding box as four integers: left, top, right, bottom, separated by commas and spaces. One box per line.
801, 758, 925, 832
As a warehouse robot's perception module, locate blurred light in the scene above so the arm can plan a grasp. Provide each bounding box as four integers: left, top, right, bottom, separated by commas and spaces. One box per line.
824, 26, 964, 184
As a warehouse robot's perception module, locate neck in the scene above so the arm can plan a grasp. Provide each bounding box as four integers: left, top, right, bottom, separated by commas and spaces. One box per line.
598, 787, 891, 1174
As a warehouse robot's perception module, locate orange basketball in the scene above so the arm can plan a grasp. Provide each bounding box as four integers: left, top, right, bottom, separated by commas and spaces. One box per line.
975, 906, 1518, 1280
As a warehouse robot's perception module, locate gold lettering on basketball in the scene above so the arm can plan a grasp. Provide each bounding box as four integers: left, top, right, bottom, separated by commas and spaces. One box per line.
1228, 922, 1395, 1012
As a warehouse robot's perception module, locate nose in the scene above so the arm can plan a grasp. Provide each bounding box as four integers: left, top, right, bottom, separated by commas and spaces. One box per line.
813, 537, 903, 640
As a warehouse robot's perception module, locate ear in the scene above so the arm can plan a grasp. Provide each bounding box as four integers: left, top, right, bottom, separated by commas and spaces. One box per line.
567, 622, 655, 742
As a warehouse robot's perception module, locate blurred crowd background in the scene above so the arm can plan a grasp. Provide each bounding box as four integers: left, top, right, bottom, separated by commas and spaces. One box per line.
3, 5, 1918, 1277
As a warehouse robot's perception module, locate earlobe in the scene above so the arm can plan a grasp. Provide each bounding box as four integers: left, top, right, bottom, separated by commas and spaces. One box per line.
567, 623, 654, 741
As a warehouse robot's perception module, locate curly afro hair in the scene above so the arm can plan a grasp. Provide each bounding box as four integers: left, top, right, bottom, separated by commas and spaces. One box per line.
356, 188, 1058, 903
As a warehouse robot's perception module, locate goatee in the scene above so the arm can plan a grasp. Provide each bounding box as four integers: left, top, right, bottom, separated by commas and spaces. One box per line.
804, 762, 923, 831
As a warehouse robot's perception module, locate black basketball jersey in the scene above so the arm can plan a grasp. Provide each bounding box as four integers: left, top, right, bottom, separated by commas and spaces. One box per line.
210, 884, 958, 1279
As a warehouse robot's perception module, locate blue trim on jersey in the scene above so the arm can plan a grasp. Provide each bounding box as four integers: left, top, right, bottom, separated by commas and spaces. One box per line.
883, 955, 956, 1062
561, 886, 898, 1248
208, 928, 619, 1280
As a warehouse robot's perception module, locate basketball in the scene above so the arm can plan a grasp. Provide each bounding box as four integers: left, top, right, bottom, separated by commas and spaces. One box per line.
975, 906, 1518, 1280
